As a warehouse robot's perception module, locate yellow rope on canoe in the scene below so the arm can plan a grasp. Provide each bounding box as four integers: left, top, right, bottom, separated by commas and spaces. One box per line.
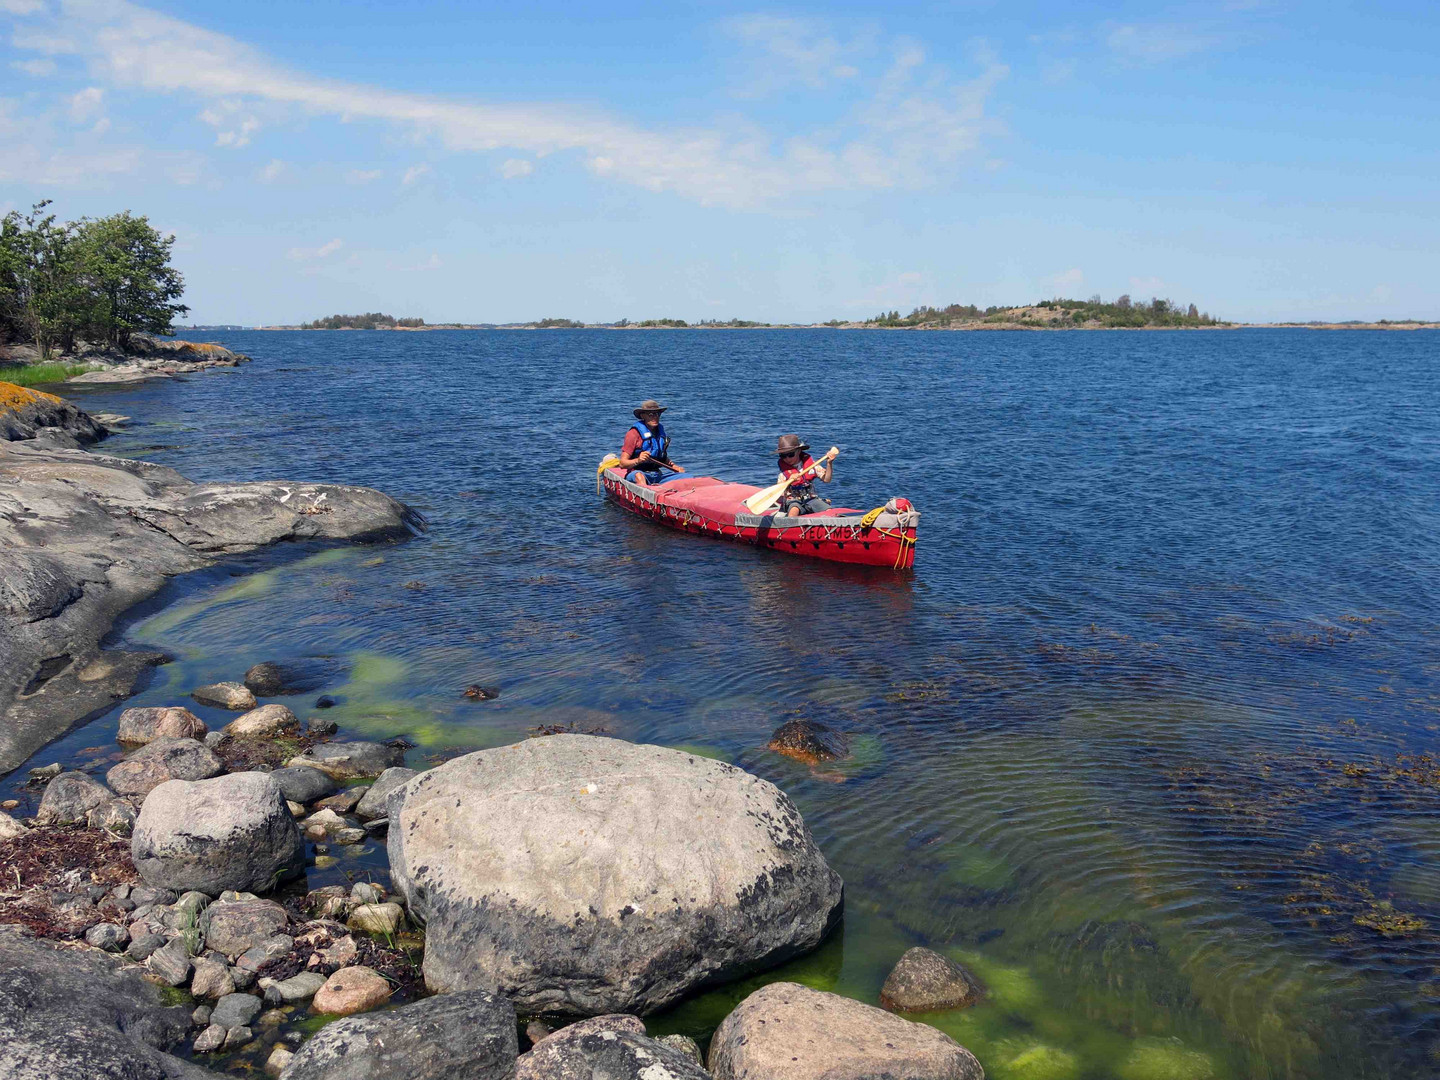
859, 505, 886, 529
597, 456, 621, 493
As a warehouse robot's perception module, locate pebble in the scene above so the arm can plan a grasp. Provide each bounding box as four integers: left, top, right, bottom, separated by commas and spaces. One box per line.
193, 1024, 227, 1053
147, 938, 192, 987
85, 922, 129, 951
192, 1005, 212, 1026
350, 882, 384, 905
125, 932, 167, 961
348, 902, 405, 936
222, 1024, 253, 1049
1, 798, 19, 809
265, 1046, 295, 1076
211, 991, 263, 1029
312, 965, 393, 1015
28, 763, 62, 782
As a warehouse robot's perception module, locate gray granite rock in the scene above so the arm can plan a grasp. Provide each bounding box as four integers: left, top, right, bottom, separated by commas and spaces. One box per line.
517, 1017, 707, 1080
880, 947, 985, 1012
278, 988, 517, 1080
203, 899, 290, 957
211, 992, 262, 1030
117, 706, 207, 745
288, 741, 404, 780
708, 982, 983, 1080
269, 766, 338, 804
85, 922, 129, 951
108, 736, 224, 797
388, 735, 843, 1014
0, 428, 421, 777
0, 926, 213, 1080
147, 937, 193, 987
132, 773, 304, 895
192, 682, 258, 711
36, 770, 114, 825
354, 766, 417, 820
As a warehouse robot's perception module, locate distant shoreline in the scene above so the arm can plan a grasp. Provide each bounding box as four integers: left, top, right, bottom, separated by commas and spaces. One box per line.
237, 321, 1440, 332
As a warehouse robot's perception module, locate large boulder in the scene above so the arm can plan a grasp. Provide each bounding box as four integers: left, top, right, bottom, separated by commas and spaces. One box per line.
279, 988, 517, 1080
388, 735, 843, 1014
288, 741, 404, 779
517, 1018, 708, 1080
117, 706, 207, 745
36, 770, 114, 824
132, 772, 305, 895
708, 983, 983, 1080
0, 926, 214, 1080
107, 736, 224, 797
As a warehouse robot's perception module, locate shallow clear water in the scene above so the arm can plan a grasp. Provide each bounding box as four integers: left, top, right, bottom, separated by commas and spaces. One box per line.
9, 328, 1440, 1078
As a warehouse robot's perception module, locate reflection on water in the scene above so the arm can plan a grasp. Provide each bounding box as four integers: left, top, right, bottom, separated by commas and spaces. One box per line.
8, 328, 1440, 1078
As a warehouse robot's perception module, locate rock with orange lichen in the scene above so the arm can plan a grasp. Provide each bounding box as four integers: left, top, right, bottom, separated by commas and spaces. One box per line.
0, 381, 107, 446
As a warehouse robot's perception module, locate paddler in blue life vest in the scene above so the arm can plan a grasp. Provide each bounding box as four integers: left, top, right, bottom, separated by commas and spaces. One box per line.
775, 433, 835, 516
618, 399, 686, 486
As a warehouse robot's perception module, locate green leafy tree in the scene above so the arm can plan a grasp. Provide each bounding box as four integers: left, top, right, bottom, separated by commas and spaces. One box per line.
74, 211, 188, 349
0, 202, 80, 360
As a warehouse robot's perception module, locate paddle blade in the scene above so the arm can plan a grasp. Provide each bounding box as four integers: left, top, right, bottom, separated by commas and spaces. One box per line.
744, 477, 790, 515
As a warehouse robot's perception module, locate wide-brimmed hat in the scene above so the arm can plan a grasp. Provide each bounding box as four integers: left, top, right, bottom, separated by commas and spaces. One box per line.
776, 434, 810, 455
633, 399, 667, 419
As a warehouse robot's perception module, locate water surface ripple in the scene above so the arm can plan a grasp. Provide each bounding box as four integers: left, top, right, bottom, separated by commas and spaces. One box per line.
23, 328, 1440, 1078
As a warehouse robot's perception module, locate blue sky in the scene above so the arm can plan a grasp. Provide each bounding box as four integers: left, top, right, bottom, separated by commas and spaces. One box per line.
2, 0, 1437, 323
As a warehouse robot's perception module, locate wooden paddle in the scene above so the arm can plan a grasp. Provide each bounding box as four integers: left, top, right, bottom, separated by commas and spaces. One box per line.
744, 447, 838, 514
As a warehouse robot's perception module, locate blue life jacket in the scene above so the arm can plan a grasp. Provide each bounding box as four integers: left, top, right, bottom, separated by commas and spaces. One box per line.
631, 421, 669, 471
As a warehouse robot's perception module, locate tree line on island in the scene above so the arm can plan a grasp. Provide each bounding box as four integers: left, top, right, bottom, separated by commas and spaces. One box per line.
0, 201, 187, 360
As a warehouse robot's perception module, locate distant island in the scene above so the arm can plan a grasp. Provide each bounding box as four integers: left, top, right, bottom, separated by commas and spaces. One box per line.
254, 300, 1438, 334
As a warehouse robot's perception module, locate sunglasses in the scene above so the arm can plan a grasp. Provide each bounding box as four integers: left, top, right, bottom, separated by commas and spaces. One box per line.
782, 451, 804, 460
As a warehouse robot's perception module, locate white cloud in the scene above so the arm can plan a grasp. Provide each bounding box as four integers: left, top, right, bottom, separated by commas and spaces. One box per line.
197, 100, 261, 146
401, 162, 431, 186
1, 0, 48, 13
287, 237, 342, 261
257, 157, 285, 182
12, 57, 58, 75
66, 85, 103, 121
5, 0, 1005, 209
1045, 267, 1085, 293
499, 157, 533, 179
345, 168, 382, 183
726, 15, 862, 95
1106, 23, 1222, 64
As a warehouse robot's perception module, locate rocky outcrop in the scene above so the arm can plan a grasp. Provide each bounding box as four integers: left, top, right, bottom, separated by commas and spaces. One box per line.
279, 988, 517, 1080
0, 415, 422, 776
0, 925, 217, 1079
388, 735, 844, 1014
880, 947, 985, 1012
55, 335, 254, 385
132, 772, 305, 894
707, 983, 984, 1080
0, 381, 107, 446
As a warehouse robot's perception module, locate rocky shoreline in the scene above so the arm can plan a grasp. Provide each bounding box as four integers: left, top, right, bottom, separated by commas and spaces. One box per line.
1, 369, 992, 1078
0, 373, 423, 776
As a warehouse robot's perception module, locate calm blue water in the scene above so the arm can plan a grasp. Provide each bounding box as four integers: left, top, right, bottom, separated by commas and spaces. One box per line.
14, 328, 1440, 1078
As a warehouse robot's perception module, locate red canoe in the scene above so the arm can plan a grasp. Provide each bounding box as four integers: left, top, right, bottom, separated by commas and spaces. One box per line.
598, 464, 919, 569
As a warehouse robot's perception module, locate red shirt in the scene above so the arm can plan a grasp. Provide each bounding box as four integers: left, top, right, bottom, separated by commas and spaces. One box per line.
623, 428, 646, 457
